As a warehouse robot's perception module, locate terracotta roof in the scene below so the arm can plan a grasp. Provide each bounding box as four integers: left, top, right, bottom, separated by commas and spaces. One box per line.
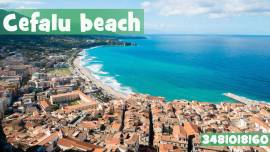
58, 137, 101, 151
50, 90, 79, 99
228, 125, 241, 132
39, 100, 51, 109
125, 133, 139, 145
78, 90, 97, 103
159, 144, 173, 152
111, 122, 121, 130
51, 90, 97, 104
94, 148, 104, 152
161, 135, 172, 142
64, 102, 97, 113
37, 131, 60, 146
250, 116, 270, 130
78, 121, 98, 129
173, 125, 187, 139
183, 122, 199, 136
260, 109, 270, 116
105, 135, 120, 145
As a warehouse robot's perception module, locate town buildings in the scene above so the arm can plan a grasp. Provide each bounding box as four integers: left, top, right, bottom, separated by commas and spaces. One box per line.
1, 36, 270, 152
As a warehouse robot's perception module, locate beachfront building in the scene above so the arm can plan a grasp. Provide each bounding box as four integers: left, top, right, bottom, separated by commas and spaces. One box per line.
50, 91, 80, 104
63, 102, 98, 113
50, 90, 98, 113
50, 90, 96, 104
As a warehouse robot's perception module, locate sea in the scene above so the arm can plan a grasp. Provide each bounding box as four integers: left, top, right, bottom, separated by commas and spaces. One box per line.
80, 35, 270, 103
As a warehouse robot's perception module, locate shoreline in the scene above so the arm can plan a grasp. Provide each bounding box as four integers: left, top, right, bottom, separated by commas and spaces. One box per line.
70, 47, 269, 105
72, 48, 128, 100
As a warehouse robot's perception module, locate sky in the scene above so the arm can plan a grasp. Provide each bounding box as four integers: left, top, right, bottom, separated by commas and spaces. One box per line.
1, 0, 270, 35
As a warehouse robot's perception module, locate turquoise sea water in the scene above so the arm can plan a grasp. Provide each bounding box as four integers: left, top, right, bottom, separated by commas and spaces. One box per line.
81, 35, 270, 103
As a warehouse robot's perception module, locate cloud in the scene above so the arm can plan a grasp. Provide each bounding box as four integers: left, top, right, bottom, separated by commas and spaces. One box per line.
0, 0, 42, 4
0, 3, 9, 8
141, 0, 270, 18
141, 1, 151, 10
0, 0, 42, 8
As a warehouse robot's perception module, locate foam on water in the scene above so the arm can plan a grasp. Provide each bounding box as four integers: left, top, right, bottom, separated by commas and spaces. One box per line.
81, 35, 270, 103
86, 64, 108, 75
81, 48, 133, 95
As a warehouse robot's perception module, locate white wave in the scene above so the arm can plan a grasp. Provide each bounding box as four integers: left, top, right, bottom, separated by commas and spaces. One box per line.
79, 51, 85, 56
89, 73, 133, 95
89, 61, 101, 63
86, 64, 108, 75
83, 56, 97, 63
87, 46, 103, 50
79, 57, 87, 66
80, 51, 97, 66
81, 47, 134, 95
100, 75, 133, 95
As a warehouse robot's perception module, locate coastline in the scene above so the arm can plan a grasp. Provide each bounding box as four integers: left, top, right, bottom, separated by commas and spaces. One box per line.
72, 48, 128, 100
69, 45, 269, 104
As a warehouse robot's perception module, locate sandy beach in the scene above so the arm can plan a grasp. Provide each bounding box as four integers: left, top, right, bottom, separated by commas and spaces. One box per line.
73, 52, 127, 100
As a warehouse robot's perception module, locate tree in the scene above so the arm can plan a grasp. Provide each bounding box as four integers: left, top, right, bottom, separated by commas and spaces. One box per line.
100, 124, 106, 131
